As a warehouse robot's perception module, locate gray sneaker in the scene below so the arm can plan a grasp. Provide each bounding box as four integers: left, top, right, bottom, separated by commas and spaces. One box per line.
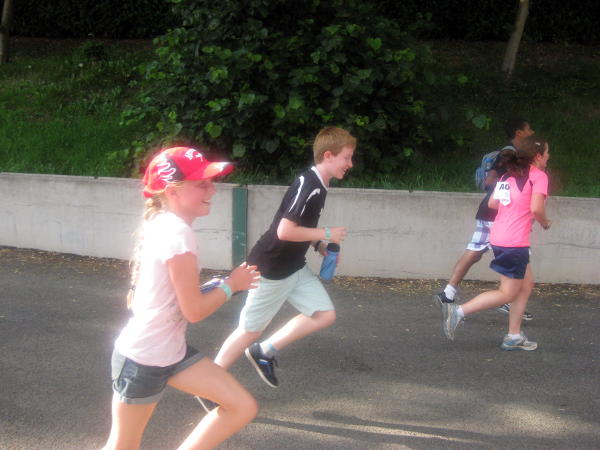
442, 303, 463, 340
500, 333, 538, 351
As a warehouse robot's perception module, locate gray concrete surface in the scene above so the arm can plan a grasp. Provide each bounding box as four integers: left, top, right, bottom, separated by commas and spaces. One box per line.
1, 246, 599, 449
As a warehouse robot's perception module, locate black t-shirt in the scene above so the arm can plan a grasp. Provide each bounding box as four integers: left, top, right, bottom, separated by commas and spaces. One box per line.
475, 145, 514, 222
247, 167, 328, 279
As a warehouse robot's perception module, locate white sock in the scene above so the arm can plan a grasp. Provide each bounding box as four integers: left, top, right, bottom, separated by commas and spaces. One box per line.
444, 284, 457, 300
260, 341, 277, 358
508, 333, 522, 340
457, 306, 465, 318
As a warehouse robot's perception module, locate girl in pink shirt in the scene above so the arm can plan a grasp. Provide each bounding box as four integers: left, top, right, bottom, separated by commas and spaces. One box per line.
441, 136, 552, 351
103, 147, 260, 450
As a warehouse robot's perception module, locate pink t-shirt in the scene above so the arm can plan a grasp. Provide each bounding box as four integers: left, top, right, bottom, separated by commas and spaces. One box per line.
115, 212, 198, 367
490, 165, 548, 248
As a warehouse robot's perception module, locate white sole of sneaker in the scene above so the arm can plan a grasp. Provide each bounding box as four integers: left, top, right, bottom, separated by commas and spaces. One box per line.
501, 343, 538, 351
244, 348, 278, 389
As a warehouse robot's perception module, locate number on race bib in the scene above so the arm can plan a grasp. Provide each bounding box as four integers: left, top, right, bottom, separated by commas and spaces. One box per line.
493, 181, 511, 205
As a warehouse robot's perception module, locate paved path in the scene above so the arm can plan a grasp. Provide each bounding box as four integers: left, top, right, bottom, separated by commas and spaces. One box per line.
1, 247, 599, 449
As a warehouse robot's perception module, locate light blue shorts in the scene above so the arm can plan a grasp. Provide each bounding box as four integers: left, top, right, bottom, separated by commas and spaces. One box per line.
239, 265, 334, 332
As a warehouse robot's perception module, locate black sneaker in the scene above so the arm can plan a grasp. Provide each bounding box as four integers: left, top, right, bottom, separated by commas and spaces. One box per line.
245, 343, 279, 388
434, 291, 454, 308
195, 396, 217, 413
496, 304, 533, 321
522, 310, 534, 321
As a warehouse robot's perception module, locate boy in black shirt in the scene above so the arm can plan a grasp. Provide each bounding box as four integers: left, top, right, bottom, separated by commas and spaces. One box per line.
435, 118, 535, 319
214, 127, 355, 387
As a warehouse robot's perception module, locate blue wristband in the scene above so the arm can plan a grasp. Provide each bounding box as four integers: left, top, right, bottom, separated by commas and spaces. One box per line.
325, 227, 331, 240
219, 283, 233, 301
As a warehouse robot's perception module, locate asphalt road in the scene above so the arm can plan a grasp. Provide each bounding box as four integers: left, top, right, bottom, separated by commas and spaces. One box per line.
1, 247, 599, 449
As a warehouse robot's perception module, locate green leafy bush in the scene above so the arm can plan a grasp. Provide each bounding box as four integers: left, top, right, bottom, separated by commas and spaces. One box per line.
124, 0, 450, 179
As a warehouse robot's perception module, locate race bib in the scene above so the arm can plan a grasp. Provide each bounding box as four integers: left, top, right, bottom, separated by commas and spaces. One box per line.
493, 181, 511, 206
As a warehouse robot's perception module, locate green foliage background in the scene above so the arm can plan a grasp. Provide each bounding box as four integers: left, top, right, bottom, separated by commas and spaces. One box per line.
124, 0, 458, 180
2, 1, 599, 196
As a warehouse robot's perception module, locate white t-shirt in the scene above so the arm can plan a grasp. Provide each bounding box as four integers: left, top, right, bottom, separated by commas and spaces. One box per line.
115, 212, 198, 366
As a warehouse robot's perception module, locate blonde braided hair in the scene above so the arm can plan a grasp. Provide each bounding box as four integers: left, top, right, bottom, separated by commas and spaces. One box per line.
126, 194, 166, 308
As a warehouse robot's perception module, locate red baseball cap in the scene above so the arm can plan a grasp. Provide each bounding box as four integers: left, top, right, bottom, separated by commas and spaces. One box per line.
142, 147, 234, 198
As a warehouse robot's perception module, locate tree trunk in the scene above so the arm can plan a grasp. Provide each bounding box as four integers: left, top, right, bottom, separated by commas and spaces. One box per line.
501, 0, 529, 77
0, 0, 15, 64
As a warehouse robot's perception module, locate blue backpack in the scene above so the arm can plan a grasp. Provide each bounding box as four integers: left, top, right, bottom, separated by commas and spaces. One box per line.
475, 145, 514, 190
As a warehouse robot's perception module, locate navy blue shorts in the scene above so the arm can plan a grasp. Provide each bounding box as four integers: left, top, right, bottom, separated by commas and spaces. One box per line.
111, 346, 203, 404
490, 246, 530, 279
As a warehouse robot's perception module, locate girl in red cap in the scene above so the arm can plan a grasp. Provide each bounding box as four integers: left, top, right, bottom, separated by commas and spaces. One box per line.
103, 147, 260, 450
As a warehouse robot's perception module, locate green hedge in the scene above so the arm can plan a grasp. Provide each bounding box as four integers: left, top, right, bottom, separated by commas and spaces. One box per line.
123, 0, 456, 179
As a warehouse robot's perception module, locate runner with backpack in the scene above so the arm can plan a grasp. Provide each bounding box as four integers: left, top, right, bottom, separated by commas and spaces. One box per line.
435, 118, 534, 318
441, 135, 552, 349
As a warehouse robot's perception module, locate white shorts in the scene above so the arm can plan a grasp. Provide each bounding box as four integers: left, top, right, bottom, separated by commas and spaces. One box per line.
239, 265, 334, 332
466, 219, 494, 252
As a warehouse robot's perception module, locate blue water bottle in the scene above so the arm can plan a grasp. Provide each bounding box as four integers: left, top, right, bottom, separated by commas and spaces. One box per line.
319, 243, 340, 281
200, 277, 225, 293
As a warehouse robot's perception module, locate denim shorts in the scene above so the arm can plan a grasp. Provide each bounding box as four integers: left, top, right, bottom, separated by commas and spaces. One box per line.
490, 246, 530, 279
111, 346, 203, 404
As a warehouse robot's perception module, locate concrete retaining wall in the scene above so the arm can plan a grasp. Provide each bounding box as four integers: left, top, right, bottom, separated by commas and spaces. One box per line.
2, 173, 599, 283
0, 173, 233, 268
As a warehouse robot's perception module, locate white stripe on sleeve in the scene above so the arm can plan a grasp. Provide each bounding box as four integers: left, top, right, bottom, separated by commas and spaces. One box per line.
288, 175, 305, 213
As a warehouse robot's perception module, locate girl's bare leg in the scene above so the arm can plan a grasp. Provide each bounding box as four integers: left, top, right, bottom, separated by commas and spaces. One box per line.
168, 358, 258, 450
102, 394, 157, 450
507, 265, 534, 335
461, 275, 522, 316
